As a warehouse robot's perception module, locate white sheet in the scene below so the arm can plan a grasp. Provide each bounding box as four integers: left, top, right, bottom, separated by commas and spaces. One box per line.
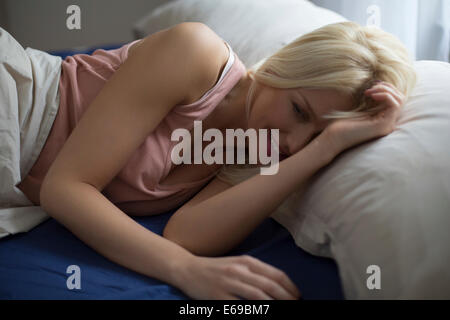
0, 27, 61, 238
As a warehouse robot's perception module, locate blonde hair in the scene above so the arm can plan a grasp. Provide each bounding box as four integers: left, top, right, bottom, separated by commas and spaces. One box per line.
245, 21, 417, 121
216, 22, 418, 185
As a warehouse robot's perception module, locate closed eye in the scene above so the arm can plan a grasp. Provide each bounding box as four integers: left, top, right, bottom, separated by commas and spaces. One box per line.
292, 102, 308, 121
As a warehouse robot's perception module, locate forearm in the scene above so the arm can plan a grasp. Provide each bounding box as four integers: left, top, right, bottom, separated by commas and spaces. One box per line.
40, 181, 194, 288
164, 134, 336, 256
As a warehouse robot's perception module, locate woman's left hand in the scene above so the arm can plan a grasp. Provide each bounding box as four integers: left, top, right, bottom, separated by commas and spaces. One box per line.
321, 81, 406, 156
364, 80, 406, 123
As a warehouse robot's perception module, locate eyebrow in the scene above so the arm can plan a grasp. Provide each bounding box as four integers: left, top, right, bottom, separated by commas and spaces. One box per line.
296, 91, 317, 123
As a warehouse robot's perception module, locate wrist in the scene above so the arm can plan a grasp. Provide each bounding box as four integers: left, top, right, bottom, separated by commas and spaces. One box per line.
167, 250, 197, 288
310, 130, 339, 165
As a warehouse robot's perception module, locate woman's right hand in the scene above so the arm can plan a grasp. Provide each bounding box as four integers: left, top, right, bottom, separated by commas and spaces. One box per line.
175, 254, 301, 300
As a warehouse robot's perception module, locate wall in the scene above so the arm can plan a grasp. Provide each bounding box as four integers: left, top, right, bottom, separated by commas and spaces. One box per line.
310, 0, 450, 62
1, 0, 172, 51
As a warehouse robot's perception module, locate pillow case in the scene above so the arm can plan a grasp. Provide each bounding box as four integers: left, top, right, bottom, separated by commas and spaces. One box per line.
216, 60, 450, 300
133, 0, 347, 68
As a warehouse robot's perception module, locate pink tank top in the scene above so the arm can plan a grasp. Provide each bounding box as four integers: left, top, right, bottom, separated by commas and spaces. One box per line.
23, 39, 247, 214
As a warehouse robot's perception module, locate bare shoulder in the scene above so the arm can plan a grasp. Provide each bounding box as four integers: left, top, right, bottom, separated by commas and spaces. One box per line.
39, 22, 232, 201
131, 22, 230, 105
172, 22, 230, 104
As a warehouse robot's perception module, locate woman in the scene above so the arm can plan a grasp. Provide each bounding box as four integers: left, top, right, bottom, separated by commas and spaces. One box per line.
11, 21, 415, 300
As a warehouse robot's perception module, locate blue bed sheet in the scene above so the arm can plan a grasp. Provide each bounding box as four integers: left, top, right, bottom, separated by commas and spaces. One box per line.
0, 206, 343, 300
0, 45, 344, 300
49, 43, 125, 60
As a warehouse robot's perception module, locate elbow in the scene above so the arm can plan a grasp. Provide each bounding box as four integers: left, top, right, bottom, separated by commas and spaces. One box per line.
39, 177, 57, 212
39, 176, 76, 214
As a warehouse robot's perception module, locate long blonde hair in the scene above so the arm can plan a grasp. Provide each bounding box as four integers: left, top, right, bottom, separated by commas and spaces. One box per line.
217, 22, 417, 184
245, 21, 417, 121
216, 22, 418, 185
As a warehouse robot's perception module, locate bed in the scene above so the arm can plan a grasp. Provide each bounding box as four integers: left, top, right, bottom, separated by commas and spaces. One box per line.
0, 202, 343, 299
2, 0, 449, 300
0, 0, 347, 300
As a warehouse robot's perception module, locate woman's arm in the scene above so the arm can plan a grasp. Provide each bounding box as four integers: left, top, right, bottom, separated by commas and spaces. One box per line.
39, 22, 229, 290
163, 133, 336, 257
163, 81, 405, 257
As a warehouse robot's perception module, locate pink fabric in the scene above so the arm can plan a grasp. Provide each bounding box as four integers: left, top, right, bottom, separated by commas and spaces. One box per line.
22, 39, 247, 214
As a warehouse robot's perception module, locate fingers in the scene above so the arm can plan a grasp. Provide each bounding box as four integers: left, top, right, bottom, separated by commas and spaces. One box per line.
230, 264, 295, 300
380, 81, 405, 100
237, 255, 301, 299
369, 92, 400, 109
365, 82, 404, 124
365, 81, 404, 100
365, 81, 405, 106
226, 278, 274, 300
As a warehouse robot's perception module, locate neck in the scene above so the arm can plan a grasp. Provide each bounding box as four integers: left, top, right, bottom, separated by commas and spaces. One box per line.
215, 71, 253, 133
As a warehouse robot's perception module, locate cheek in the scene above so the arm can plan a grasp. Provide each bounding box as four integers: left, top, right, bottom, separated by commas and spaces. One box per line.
250, 88, 288, 128
268, 101, 292, 129
248, 93, 270, 124
259, 104, 283, 129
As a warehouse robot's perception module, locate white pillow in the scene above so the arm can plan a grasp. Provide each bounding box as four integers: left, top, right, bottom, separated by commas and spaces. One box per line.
275, 60, 450, 300
216, 60, 450, 300
133, 0, 347, 68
